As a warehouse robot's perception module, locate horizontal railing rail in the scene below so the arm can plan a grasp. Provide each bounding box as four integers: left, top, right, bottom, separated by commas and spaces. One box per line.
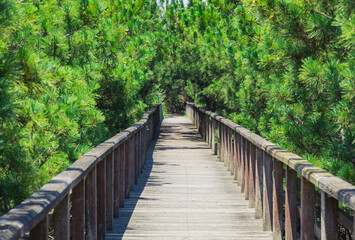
0, 104, 162, 240
186, 102, 354, 240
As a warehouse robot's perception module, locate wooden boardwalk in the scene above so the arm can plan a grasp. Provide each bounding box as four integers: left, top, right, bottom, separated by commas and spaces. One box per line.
107, 115, 273, 239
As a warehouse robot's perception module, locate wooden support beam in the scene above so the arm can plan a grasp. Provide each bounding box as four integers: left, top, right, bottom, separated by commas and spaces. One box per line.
125, 140, 131, 198
249, 143, 256, 208
119, 144, 125, 208
54, 194, 70, 240
72, 180, 85, 240
114, 147, 120, 218
321, 192, 338, 240
97, 159, 106, 240
106, 153, 114, 230
300, 177, 314, 240
285, 166, 297, 240
85, 168, 97, 240
263, 152, 273, 231
245, 139, 250, 200
30, 215, 48, 240
255, 148, 263, 219
273, 159, 283, 240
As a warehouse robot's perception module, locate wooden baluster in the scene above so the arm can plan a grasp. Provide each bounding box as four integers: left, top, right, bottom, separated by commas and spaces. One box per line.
125, 140, 131, 198
255, 148, 263, 219
134, 133, 138, 184
241, 136, 245, 193
119, 144, 125, 207
114, 147, 120, 218
249, 143, 255, 208
85, 167, 97, 240
106, 152, 114, 230
236, 133, 242, 186
54, 194, 70, 240
139, 130, 143, 173
30, 215, 49, 240
300, 177, 314, 240
273, 159, 283, 240
321, 192, 338, 240
233, 131, 236, 177
263, 152, 273, 231
97, 159, 106, 240
285, 166, 297, 239
212, 120, 217, 155
244, 139, 250, 200
72, 180, 85, 240
131, 134, 136, 188
217, 122, 221, 158
230, 129, 235, 177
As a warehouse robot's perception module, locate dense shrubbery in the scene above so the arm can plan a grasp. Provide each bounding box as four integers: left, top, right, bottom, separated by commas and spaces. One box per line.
0, 0, 162, 214
0, 0, 353, 214
153, 0, 354, 184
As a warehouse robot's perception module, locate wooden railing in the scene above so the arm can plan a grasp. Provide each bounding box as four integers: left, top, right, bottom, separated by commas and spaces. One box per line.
0, 104, 162, 240
186, 102, 355, 240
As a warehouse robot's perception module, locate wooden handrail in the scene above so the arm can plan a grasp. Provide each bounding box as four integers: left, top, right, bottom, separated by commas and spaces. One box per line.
186, 102, 354, 240
0, 104, 162, 240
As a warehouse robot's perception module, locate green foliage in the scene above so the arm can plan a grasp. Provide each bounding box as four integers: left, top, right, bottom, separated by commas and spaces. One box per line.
0, 0, 353, 214
150, 0, 354, 184
0, 0, 163, 214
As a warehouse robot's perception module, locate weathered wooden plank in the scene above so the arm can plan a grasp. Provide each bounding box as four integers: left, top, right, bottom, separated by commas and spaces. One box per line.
108, 116, 273, 240
285, 166, 297, 240
106, 153, 114, 230
255, 147, 263, 219
273, 159, 283, 240
54, 194, 70, 240
263, 152, 273, 231
97, 159, 106, 240
300, 177, 314, 240
85, 167, 97, 240
321, 192, 338, 240
29, 215, 48, 240
71, 180, 85, 240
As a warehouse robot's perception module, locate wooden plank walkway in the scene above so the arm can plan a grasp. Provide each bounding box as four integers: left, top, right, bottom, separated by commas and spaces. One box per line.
106, 115, 273, 239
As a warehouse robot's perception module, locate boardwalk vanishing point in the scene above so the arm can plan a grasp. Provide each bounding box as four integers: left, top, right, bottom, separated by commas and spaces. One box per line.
107, 115, 273, 239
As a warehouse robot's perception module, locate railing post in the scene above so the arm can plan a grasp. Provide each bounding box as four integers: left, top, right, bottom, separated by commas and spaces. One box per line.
255, 148, 263, 219
300, 177, 314, 240
321, 192, 338, 239
97, 159, 106, 240
241, 136, 245, 193
273, 159, 283, 240
30, 215, 48, 240
285, 166, 297, 239
125, 140, 131, 198
54, 194, 70, 240
106, 152, 114, 230
130, 134, 136, 188
236, 133, 242, 186
212, 119, 217, 155
114, 147, 120, 218
263, 152, 273, 231
85, 167, 97, 240
249, 143, 255, 208
72, 180, 85, 240
119, 144, 125, 207
244, 139, 250, 200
